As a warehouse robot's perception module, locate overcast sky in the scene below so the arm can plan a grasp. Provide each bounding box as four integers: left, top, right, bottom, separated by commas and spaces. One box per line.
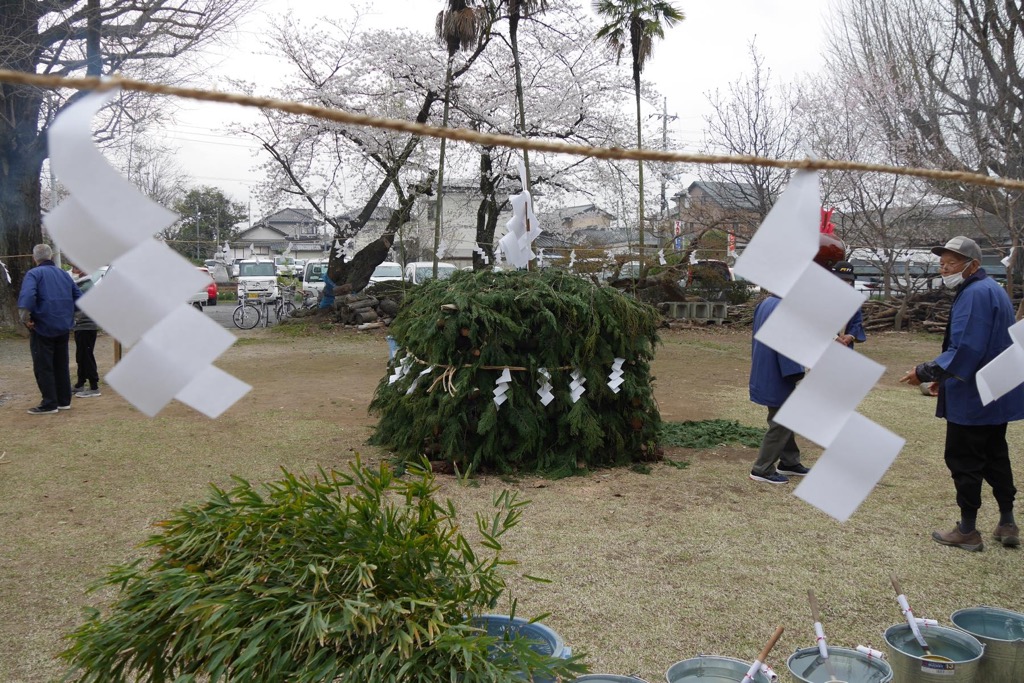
154, 0, 834, 222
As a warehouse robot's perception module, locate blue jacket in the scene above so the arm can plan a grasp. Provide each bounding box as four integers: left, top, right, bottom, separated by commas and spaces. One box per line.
17, 261, 81, 337
929, 270, 1024, 425
749, 296, 805, 407
844, 309, 866, 345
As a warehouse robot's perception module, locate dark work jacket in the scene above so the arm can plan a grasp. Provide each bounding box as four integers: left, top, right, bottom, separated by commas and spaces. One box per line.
17, 260, 81, 337
919, 270, 1024, 425
749, 296, 805, 407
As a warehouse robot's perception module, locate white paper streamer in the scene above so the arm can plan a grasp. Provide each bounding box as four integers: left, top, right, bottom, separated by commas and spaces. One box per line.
493, 367, 512, 408
658, 249, 667, 266
406, 366, 433, 395
499, 161, 542, 269
389, 356, 413, 385
568, 250, 576, 269
569, 368, 587, 404
472, 244, 490, 265
733, 168, 904, 521
44, 89, 250, 418
607, 357, 625, 394
977, 319, 1024, 404
436, 239, 449, 260
536, 367, 554, 406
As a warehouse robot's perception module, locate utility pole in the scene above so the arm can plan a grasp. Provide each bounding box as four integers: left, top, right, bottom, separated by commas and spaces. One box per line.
659, 97, 677, 219
195, 207, 201, 260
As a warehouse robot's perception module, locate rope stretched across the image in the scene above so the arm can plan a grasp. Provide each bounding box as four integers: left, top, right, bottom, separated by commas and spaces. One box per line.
1, 68, 1023, 193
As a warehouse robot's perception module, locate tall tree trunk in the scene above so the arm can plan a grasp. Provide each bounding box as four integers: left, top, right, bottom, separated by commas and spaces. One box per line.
86, 0, 102, 76
509, 9, 531, 191
474, 147, 498, 270
0, 4, 46, 328
433, 57, 455, 278
634, 69, 646, 272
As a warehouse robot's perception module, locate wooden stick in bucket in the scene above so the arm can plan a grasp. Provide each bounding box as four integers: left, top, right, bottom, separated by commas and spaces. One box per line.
808, 590, 842, 682
890, 573, 948, 662
741, 625, 784, 682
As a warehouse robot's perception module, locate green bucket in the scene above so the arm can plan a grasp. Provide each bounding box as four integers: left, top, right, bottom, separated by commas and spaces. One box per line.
786, 646, 893, 682
883, 623, 983, 682
665, 655, 771, 682
951, 607, 1024, 683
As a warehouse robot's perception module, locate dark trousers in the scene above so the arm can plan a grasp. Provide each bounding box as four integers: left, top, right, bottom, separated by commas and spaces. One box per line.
30, 331, 72, 410
74, 329, 99, 388
752, 406, 802, 475
944, 421, 1017, 519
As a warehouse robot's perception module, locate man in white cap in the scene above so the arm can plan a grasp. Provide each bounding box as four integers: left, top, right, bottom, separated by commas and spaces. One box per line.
900, 236, 1023, 551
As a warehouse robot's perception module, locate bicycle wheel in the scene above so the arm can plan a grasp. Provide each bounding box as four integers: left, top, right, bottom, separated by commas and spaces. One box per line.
232, 303, 260, 330
275, 300, 297, 322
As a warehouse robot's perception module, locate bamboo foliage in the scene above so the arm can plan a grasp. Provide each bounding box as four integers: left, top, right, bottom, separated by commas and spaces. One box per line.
369, 270, 662, 474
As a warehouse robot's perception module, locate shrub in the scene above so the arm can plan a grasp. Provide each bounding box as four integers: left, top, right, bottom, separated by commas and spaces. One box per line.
369, 269, 662, 475
60, 459, 586, 683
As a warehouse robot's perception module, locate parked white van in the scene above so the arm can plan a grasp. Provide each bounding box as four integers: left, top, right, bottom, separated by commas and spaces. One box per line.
404, 261, 458, 285
302, 259, 329, 294
236, 259, 279, 300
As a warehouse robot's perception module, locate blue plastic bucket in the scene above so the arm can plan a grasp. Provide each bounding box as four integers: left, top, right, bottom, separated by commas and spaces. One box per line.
951, 607, 1024, 683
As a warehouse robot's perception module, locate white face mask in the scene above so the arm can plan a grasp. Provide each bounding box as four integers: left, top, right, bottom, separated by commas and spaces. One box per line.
942, 272, 964, 288
941, 262, 969, 288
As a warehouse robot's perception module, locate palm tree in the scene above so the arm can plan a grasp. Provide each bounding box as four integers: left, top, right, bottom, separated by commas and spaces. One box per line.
593, 0, 684, 272
434, 0, 486, 276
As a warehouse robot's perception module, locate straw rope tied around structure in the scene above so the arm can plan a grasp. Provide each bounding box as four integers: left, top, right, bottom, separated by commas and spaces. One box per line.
4, 68, 1024, 193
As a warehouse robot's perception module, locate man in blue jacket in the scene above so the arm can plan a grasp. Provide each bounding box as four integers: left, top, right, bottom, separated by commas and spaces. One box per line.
17, 244, 81, 414
749, 294, 809, 484
901, 236, 1024, 551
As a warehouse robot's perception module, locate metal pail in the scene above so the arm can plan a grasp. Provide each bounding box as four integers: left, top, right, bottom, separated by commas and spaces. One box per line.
786, 646, 893, 683
471, 614, 569, 683
574, 676, 649, 683
950, 607, 1024, 683
883, 624, 983, 682
664, 655, 770, 682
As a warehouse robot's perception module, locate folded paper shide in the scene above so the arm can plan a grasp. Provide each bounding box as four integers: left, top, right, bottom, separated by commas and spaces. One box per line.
44, 89, 250, 418
733, 169, 905, 522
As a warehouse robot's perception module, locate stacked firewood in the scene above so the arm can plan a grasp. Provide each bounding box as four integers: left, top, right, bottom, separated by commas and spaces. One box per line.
723, 290, 954, 332
329, 291, 401, 328
860, 294, 952, 333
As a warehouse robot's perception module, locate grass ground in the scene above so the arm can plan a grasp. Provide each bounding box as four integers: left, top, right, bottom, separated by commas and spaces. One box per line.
1, 324, 1022, 682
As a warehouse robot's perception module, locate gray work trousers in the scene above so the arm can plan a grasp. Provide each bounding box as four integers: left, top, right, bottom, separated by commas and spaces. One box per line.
751, 406, 801, 476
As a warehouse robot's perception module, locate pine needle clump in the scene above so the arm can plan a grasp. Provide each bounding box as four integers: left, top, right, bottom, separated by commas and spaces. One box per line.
60, 460, 587, 683
369, 269, 662, 475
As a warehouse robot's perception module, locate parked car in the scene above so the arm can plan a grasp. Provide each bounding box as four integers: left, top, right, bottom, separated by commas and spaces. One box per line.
196, 267, 217, 305
370, 261, 403, 284
237, 259, 279, 300
274, 255, 298, 277
302, 259, 329, 294
404, 261, 458, 284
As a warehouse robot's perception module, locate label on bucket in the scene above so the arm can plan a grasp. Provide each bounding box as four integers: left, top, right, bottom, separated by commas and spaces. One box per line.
921, 659, 955, 675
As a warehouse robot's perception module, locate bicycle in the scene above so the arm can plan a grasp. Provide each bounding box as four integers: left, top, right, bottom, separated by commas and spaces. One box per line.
232, 285, 275, 329
275, 285, 299, 322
